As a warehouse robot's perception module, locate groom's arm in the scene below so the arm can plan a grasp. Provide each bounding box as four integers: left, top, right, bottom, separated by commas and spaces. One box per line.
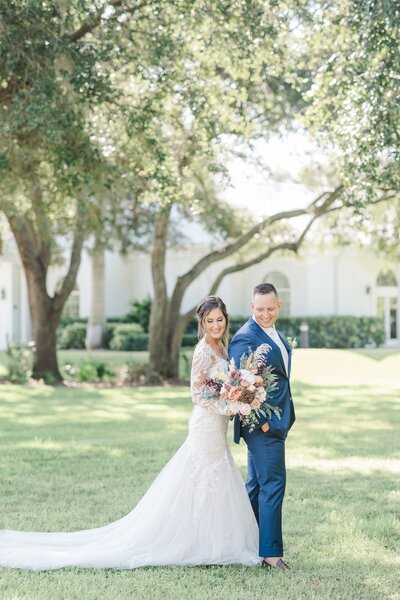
228, 334, 253, 369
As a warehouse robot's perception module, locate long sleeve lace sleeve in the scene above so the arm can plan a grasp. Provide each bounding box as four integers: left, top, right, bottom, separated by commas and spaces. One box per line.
190, 342, 238, 415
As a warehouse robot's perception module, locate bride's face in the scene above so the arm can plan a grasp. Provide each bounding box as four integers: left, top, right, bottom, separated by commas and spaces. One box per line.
203, 308, 226, 341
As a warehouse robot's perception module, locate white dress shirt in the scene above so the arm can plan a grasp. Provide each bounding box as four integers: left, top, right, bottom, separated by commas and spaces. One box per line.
252, 316, 289, 375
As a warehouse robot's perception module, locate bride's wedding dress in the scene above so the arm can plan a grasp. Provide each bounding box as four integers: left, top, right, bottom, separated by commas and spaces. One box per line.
0, 338, 260, 570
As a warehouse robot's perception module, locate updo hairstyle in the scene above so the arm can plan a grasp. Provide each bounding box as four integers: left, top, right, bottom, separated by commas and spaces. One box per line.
196, 295, 230, 347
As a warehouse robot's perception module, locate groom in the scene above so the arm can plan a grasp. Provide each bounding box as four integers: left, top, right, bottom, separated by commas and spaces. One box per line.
228, 283, 295, 569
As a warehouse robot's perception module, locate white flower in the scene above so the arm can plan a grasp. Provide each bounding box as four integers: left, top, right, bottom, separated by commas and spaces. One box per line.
239, 403, 252, 416
239, 369, 256, 385
255, 388, 266, 402
286, 336, 298, 351
211, 371, 228, 381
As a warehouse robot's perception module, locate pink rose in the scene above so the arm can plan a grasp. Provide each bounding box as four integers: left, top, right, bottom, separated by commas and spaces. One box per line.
229, 387, 243, 401
239, 403, 251, 416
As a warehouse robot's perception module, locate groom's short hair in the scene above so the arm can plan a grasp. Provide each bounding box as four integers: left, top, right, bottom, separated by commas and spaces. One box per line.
253, 283, 278, 297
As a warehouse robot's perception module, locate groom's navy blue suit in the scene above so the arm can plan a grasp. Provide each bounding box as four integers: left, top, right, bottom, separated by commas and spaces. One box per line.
228, 317, 295, 557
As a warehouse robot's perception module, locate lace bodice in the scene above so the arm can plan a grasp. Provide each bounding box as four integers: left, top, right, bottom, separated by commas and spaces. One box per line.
190, 338, 236, 416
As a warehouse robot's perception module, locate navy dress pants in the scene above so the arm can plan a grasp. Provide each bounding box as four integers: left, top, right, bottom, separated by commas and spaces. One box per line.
241, 427, 286, 557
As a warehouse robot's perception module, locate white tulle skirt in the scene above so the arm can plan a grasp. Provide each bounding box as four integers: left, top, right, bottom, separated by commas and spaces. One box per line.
0, 406, 260, 570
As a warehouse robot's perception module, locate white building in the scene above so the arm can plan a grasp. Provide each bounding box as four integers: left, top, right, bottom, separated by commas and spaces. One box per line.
1, 237, 399, 350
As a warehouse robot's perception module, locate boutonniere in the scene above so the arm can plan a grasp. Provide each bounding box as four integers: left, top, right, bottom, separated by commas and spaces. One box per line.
286, 336, 298, 351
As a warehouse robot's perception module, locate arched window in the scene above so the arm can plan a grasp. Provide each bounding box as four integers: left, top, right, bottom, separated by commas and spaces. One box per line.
57, 280, 80, 319
264, 271, 290, 317
376, 270, 397, 287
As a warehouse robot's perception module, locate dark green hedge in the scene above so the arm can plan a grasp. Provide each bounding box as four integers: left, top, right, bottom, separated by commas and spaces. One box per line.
185, 315, 384, 348
273, 316, 385, 348
57, 316, 384, 350
58, 322, 144, 350
109, 324, 147, 351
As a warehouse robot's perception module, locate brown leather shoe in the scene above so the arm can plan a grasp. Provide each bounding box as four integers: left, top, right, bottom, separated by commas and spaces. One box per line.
261, 558, 290, 570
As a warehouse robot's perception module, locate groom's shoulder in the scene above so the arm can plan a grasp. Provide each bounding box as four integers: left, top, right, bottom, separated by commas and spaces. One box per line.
231, 317, 253, 341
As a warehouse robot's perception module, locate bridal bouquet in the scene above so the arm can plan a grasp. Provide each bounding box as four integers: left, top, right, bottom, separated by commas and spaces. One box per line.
205, 344, 281, 432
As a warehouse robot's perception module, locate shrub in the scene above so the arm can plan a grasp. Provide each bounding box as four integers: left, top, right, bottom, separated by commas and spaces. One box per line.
124, 297, 152, 332
105, 322, 144, 348
187, 315, 384, 348
59, 316, 88, 327
277, 316, 384, 348
119, 360, 148, 384
63, 360, 115, 382
58, 314, 384, 351
6, 342, 35, 383
109, 325, 147, 351
58, 323, 87, 349
182, 333, 198, 347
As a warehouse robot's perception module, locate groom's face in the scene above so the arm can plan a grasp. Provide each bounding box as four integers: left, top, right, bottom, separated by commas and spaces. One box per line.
251, 292, 281, 329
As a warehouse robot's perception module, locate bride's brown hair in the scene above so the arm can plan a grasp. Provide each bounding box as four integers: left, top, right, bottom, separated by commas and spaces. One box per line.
196, 295, 230, 348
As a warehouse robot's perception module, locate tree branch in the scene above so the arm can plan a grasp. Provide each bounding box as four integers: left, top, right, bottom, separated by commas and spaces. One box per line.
69, 0, 151, 42
181, 185, 342, 288
209, 216, 318, 295
178, 214, 320, 330
204, 189, 394, 302
167, 185, 344, 331
53, 200, 87, 310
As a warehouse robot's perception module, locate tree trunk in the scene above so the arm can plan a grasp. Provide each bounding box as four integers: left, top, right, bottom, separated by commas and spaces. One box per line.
146, 188, 345, 380
165, 310, 195, 379
6, 198, 87, 382
30, 288, 63, 381
148, 205, 171, 379
85, 243, 106, 349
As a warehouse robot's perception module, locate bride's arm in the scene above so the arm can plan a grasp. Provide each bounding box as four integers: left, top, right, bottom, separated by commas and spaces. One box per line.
190, 344, 234, 415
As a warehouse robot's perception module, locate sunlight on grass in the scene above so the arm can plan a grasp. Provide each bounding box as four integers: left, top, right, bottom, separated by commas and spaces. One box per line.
0, 350, 399, 600
288, 456, 400, 474
292, 349, 400, 386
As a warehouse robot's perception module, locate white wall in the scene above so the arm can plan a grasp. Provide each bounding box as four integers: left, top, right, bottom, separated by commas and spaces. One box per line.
80, 246, 397, 321
2, 241, 398, 351
0, 258, 30, 349
336, 250, 380, 317
0, 261, 13, 349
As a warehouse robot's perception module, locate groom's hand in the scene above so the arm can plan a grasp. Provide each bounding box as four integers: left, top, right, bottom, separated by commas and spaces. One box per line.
261, 422, 270, 432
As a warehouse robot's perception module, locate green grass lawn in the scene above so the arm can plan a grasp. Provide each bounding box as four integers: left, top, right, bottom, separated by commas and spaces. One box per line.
0, 350, 399, 600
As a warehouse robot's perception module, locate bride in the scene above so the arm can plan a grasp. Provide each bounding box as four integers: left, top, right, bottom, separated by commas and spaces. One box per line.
0, 296, 261, 570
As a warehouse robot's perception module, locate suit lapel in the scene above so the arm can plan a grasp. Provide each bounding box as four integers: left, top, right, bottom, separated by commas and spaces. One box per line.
248, 319, 287, 376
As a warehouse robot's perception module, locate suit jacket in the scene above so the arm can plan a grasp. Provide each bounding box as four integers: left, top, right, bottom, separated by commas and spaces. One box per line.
228, 317, 295, 444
